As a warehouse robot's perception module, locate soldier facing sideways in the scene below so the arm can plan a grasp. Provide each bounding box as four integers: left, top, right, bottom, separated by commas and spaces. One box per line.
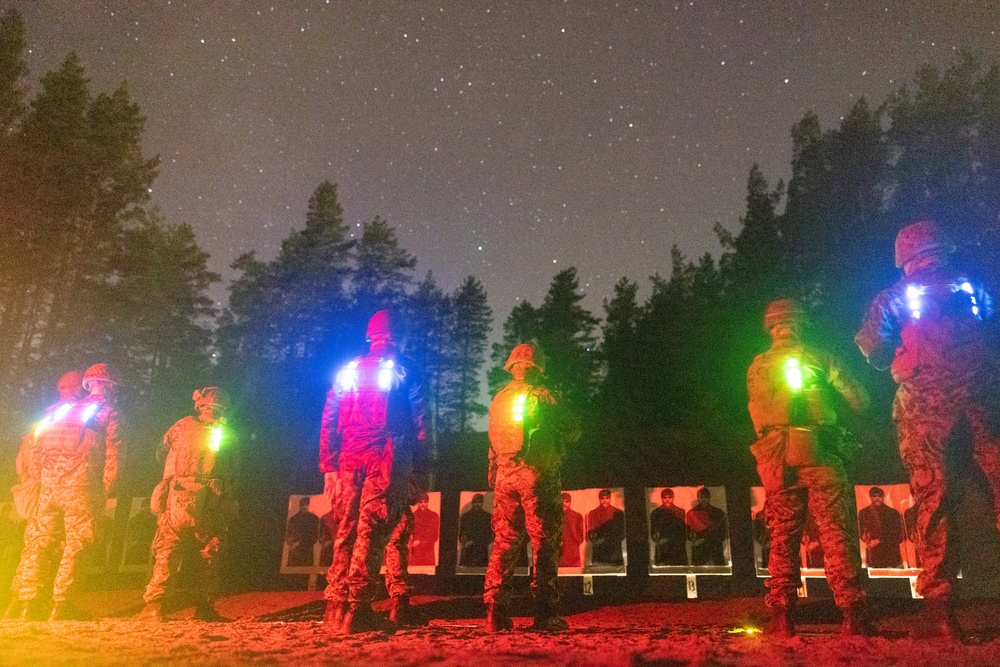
17, 363, 123, 621
319, 310, 427, 634
484, 343, 580, 633
747, 299, 871, 637
856, 219, 1000, 639
135, 387, 236, 622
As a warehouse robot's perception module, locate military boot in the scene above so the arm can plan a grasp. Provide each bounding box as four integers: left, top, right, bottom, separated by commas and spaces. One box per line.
388, 596, 411, 627
2, 598, 21, 620
841, 603, 876, 637
912, 599, 960, 640
323, 600, 347, 628
531, 601, 569, 632
19, 599, 41, 622
132, 602, 163, 622
341, 602, 392, 635
48, 600, 85, 621
486, 603, 514, 632
767, 601, 796, 638
194, 599, 226, 622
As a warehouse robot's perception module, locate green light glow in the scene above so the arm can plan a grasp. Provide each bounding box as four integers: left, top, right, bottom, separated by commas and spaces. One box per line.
784, 357, 803, 392
512, 394, 526, 422
209, 425, 224, 452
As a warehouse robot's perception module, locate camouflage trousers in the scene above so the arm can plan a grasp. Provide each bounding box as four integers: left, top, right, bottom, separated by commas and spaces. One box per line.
384, 506, 413, 599
484, 459, 563, 609
18, 483, 99, 602
894, 376, 1000, 600
759, 460, 865, 610
143, 486, 222, 604
325, 442, 410, 604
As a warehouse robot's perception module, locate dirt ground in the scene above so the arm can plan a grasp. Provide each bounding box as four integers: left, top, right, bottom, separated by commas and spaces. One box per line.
2, 592, 1000, 666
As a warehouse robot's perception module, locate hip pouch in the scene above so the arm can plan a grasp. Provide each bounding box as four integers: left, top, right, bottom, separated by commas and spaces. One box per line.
785, 426, 841, 467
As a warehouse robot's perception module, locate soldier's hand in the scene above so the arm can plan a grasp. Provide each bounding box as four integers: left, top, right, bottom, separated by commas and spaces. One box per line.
869, 539, 880, 549
323, 472, 340, 505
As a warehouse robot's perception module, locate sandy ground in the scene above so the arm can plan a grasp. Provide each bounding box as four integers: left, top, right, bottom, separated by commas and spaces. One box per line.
2, 592, 1000, 666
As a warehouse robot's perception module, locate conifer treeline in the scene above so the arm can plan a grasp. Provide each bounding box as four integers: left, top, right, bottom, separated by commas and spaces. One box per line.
1, 9, 999, 497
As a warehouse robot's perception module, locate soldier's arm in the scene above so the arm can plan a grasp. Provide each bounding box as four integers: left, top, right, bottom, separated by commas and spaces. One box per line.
407, 364, 430, 476
746, 358, 767, 437
27, 429, 43, 481
827, 352, 870, 414
104, 408, 123, 495
15, 431, 32, 481
855, 290, 901, 371
318, 387, 342, 473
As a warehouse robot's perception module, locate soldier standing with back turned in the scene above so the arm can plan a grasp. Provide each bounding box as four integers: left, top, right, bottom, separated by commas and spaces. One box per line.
747, 299, 870, 636
18, 363, 122, 621
856, 219, 1000, 639
484, 343, 580, 632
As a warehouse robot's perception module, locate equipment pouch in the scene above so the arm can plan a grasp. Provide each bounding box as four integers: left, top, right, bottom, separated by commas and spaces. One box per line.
750, 432, 785, 493
785, 427, 819, 467
522, 424, 562, 471
150, 479, 169, 514
11, 478, 40, 521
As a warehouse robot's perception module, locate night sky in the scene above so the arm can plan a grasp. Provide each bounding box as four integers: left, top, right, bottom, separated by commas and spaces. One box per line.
12, 1, 1000, 315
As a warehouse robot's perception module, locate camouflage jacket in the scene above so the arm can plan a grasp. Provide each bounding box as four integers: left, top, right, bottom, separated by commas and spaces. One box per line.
28, 396, 122, 492
856, 264, 992, 384
319, 349, 426, 471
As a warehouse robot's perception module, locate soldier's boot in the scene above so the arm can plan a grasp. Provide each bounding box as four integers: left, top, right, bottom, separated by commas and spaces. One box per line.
341, 602, 393, 635
2, 598, 21, 619
388, 595, 411, 627
486, 603, 514, 632
531, 607, 569, 632
132, 602, 163, 622
194, 599, 227, 622
323, 600, 347, 628
48, 600, 85, 621
841, 603, 876, 637
19, 599, 40, 622
913, 599, 960, 641
767, 601, 796, 638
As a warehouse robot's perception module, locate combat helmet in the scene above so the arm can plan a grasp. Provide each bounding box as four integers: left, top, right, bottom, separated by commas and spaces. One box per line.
763, 299, 806, 332
895, 219, 955, 269
504, 343, 544, 373
82, 363, 115, 390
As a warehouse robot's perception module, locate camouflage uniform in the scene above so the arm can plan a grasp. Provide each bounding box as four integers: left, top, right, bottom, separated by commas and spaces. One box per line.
323, 470, 414, 601
857, 264, 999, 600
18, 396, 121, 604
747, 339, 867, 611
320, 349, 425, 606
143, 414, 233, 606
9, 431, 37, 599
483, 376, 578, 614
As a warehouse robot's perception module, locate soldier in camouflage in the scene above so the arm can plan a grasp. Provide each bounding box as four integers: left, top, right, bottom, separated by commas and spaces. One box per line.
17, 364, 122, 621
319, 310, 426, 634
135, 387, 235, 622
4, 372, 84, 619
856, 219, 999, 639
748, 299, 871, 636
484, 343, 580, 633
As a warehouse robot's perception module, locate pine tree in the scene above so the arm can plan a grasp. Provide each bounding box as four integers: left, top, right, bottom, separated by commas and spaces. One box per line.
444, 276, 492, 433
0, 9, 26, 131
353, 215, 416, 316
598, 277, 642, 424
403, 272, 452, 442
535, 268, 600, 416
